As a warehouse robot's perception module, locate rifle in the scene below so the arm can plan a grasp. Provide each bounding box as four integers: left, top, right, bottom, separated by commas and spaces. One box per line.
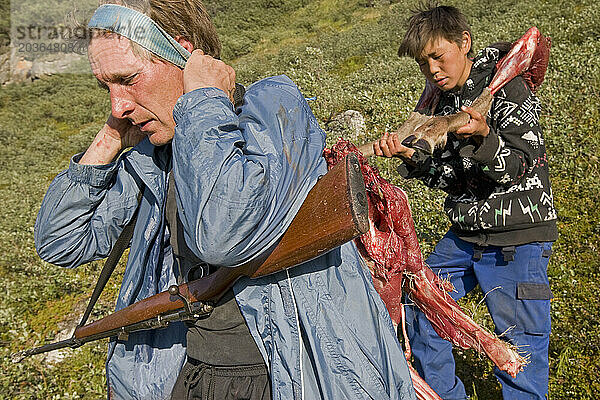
13, 153, 368, 361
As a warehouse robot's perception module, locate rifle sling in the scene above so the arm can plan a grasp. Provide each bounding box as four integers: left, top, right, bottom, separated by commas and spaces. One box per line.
166, 172, 215, 284
76, 196, 140, 329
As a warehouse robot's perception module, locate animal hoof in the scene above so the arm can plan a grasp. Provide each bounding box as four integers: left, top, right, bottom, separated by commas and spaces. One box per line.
402, 135, 417, 146
413, 139, 432, 154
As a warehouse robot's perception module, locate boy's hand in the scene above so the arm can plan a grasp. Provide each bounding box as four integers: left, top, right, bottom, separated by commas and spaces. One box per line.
373, 132, 416, 162
455, 105, 490, 144
183, 50, 236, 102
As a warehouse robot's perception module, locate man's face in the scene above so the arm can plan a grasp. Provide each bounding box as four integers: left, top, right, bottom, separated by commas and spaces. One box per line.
88, 34, 184, 146
416, 34, 472, 92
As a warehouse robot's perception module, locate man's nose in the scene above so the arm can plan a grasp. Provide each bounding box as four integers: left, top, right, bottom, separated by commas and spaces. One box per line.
110, 88, 135, 119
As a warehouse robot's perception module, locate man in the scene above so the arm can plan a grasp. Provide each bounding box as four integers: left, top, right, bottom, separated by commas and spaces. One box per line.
374, 4, 557, 400
34, 1, 416, 399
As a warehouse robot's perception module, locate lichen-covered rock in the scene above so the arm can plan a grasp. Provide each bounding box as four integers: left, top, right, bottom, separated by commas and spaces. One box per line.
325, 110, 366, 143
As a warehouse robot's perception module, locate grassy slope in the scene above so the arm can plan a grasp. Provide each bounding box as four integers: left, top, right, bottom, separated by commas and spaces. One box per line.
1, 0, 598, 398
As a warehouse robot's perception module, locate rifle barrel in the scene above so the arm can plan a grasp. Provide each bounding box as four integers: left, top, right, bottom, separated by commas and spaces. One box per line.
11, 338, 79, 362
11, 302, 209, 362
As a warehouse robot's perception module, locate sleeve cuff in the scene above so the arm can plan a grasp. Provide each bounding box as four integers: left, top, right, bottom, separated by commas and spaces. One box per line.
67, 152, 121, 187
397, 162, 414, 178
469, 127, 501, 163
396, 151, 430, 178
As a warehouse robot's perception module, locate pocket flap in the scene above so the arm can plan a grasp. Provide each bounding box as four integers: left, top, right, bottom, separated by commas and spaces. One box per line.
517, 282, 553, 300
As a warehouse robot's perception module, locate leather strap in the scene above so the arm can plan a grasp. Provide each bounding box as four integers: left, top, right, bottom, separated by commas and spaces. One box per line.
76, 194, 141, 329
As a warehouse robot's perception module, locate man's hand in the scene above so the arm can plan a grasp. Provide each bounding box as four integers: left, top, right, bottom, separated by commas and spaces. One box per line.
183, 50, 236, 101
455, 105, 490, 144
373, 132, 416, 163
104, 114, 146, 149
79, 114, 145, 165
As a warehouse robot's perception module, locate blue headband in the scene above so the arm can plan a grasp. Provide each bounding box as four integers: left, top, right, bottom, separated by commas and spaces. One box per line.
87, 4, 191, 68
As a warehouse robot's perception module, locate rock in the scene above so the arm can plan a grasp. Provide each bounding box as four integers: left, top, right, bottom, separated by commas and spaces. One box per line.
326, 110, 367, 143
1, 47, 86, 85
11, 57, 33, 83
43, 298, 88, 365
0, 52, 10, 84
30, 52, 83, 78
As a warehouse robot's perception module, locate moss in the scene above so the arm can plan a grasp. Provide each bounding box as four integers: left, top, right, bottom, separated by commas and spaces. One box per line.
23, 294, 82, 342
333, 55, 367, 77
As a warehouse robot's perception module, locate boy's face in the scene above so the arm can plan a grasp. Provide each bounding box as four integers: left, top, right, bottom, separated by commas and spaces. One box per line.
416, 32, 472, 92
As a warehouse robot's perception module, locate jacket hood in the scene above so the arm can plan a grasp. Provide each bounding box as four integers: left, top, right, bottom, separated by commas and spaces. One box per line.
461, 43, 513, 100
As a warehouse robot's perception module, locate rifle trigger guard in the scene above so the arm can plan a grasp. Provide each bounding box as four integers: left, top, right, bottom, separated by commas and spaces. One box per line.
195, 301, 214, 318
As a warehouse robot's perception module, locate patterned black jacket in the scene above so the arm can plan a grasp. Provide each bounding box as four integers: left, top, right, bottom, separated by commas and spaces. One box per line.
399, 44, 558, 246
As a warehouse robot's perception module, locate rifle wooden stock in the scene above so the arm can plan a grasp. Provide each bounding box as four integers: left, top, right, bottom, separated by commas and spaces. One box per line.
74, 153, 368, 340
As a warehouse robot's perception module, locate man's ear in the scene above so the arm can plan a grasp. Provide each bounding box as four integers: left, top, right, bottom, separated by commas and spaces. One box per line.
175, 36, 194, 53
460, 31, 472, 55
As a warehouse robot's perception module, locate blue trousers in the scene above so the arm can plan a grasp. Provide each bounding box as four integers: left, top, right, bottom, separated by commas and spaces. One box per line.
405, 231, 553, 400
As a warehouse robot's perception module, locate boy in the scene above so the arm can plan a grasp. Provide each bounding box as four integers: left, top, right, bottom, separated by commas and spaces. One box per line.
373, 4, 557, 400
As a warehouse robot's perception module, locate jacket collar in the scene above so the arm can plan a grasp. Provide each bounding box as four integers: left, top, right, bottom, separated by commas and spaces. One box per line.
126, 138, 171, 205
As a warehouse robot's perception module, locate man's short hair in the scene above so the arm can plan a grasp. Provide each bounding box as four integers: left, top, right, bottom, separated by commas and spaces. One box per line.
82, 0, 221, 61
397, 2, 473, 60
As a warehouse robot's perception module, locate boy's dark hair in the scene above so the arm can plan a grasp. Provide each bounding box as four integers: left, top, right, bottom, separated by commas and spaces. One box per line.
398, 2, 473, 59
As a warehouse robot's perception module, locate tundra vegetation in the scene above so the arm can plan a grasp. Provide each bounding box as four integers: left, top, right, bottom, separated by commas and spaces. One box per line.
0, 0, 598, 398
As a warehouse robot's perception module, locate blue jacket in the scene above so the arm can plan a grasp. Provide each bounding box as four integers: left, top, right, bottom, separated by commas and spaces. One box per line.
35, 75, 415, 400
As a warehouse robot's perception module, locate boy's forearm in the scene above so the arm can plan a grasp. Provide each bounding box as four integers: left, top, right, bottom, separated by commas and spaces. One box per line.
397, 152, 468, 195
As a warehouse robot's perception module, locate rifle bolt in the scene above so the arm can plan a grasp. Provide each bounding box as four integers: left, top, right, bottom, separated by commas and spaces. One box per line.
168, 285, 180, 296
